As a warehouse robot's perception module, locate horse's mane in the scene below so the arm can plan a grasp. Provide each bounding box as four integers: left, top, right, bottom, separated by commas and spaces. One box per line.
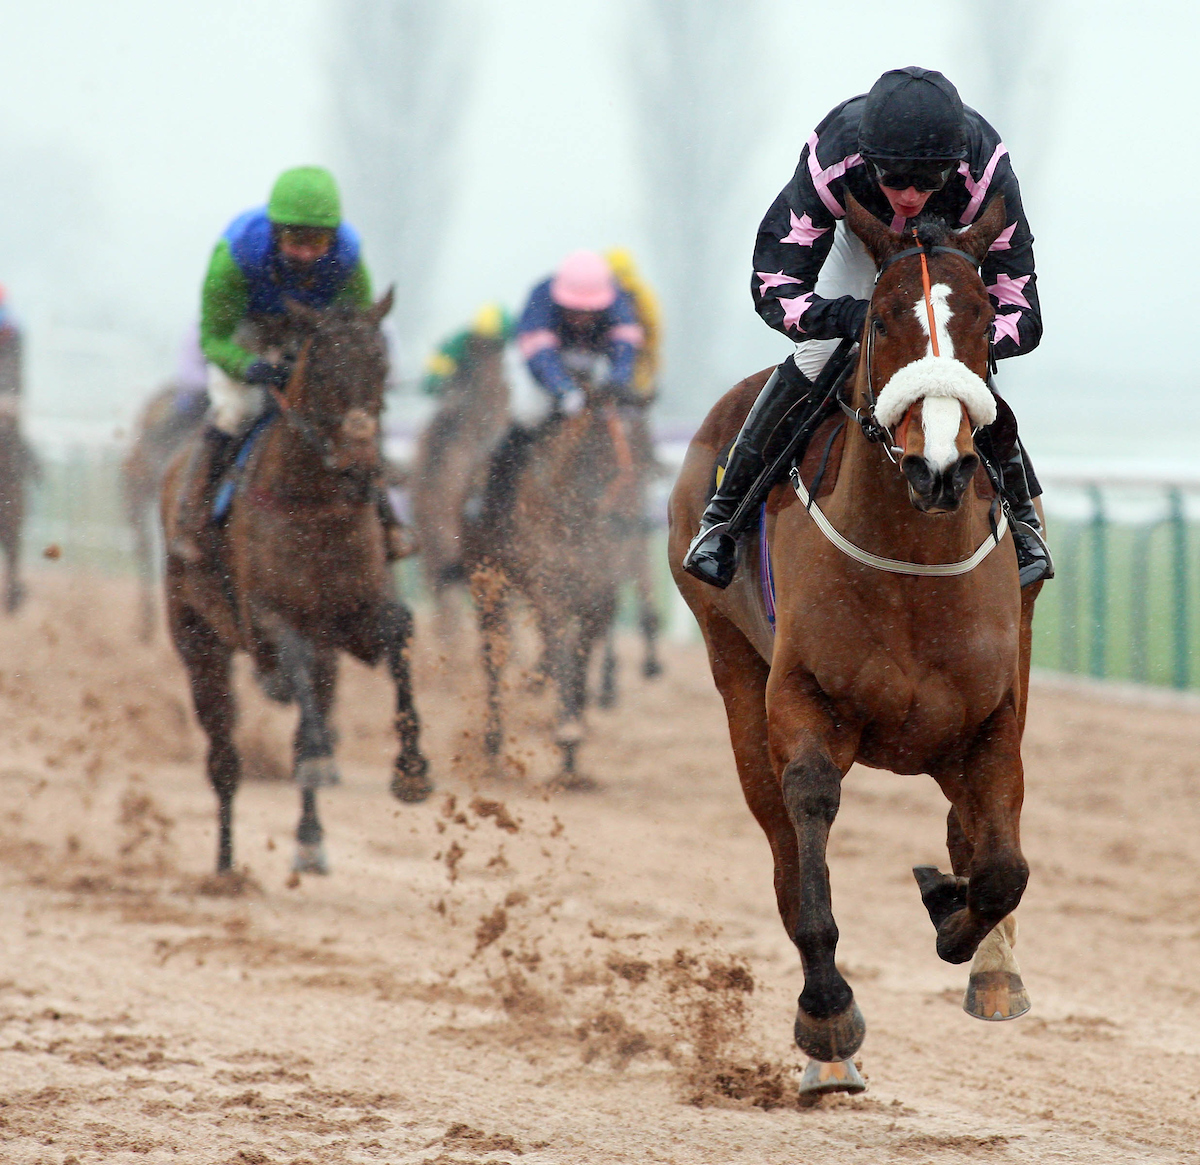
911, 214, 953, 249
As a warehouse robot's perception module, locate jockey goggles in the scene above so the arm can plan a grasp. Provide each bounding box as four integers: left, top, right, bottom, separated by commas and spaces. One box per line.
868, 158, 958, 193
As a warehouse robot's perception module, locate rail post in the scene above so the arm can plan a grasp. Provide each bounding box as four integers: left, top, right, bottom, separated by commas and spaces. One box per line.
1088, 485, 1107, 678
1130, 522, 1154, 684
1169, 487, 1189, 690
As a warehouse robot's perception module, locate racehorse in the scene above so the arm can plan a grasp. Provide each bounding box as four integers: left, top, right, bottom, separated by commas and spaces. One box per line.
0, 402, 32, 614
161, 290, 432, 876
122, 387, 206, 641
463, 383, 640, 787
410, 331, 509, 641
670, 193, 1042, 1094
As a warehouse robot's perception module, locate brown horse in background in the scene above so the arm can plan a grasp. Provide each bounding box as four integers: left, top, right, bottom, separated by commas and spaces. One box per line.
0, 412, 32, 614
670, 195, 1042, 1093
410, 332, 509, 641
463, 383, 640, 787
162, 290, 431, 876
121, 386, 206, 641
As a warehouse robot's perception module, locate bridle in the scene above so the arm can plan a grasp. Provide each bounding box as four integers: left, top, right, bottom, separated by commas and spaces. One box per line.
791, 230, 1010, 577
267, 335, 383, 489
839, 233, 985, 460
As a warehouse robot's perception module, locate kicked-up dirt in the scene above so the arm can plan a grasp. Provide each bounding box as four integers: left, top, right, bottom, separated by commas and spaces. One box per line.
0, 573, 1197, 1164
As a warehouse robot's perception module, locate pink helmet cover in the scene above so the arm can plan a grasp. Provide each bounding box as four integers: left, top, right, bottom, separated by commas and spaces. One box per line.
550, 250, 616, 311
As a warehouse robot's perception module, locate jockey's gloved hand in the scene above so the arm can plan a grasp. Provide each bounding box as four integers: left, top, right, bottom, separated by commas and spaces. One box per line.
559, 388, 586, 417
840, 298, 870, 343
244, 359, 295, 389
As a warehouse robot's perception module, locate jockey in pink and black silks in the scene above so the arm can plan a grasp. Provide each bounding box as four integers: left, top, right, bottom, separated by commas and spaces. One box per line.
516, 250, 645, 416
683, 66, 1052, 591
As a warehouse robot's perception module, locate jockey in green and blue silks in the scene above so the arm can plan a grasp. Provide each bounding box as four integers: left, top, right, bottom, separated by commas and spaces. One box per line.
200, 165, 372, 412
172, 167, 409, 563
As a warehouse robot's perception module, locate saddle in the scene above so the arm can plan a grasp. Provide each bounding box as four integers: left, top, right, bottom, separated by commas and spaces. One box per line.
213, 413, 276, 523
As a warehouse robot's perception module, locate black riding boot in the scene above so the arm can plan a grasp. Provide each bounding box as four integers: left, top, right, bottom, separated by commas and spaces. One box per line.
999, 441, 1054, 587
682, 358, 816, 589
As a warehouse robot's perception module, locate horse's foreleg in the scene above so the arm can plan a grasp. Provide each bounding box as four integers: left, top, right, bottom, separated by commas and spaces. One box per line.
634, 533, 662, 679
550, 600, 612, 791
943, 807, 1030, 1019
922, 704, 1029, 966
273, 624, 336, 873
174, 611, 239, 873
768, 683, 864, 1065
471, 566, 509, 763
1, 520, 24, 615
382, 599, 432, 802
597, 626, 617, 709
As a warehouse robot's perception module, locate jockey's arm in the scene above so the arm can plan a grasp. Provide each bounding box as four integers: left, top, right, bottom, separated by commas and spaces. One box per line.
516, 283, 577, 400
334, 258, 373, 309
752, 147, 869, 345
605, 290, 645, 392
979, 164, 1042, 360
199, 240, 255, 380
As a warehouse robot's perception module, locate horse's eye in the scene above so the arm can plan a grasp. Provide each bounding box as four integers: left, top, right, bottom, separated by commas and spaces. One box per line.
872, 316, 887, 337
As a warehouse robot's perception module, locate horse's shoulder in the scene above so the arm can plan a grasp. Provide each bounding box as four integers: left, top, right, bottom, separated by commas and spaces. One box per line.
692, 367, 774, 451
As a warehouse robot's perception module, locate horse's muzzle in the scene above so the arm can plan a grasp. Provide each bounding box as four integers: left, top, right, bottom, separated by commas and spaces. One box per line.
902, 452, 979, 515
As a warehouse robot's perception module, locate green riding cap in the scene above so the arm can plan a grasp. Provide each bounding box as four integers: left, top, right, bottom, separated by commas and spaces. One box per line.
267, 166, 342, 229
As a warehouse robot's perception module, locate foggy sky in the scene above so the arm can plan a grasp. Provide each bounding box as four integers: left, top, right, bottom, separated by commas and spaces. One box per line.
1, 0, 1197, 459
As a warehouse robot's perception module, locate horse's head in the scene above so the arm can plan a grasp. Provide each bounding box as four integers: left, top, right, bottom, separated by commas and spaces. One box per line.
845, 194, 1006, 514
282, 288, 394, 490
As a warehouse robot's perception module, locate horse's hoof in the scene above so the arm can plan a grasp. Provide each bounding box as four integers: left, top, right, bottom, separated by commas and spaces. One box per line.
798, 1057, 867, 1096
292, 842, 329, 875
963, 971, 1031, 1021
484, 730, 502, 757
5, 581, 26, 614
295, 756, 340, 789
642, 658, 663, 680
255, 666, 293, 704
597, 687, 616, 710
391, 756, 433, 803
554, 719, 585, 747
545, 771, 599, 793
794, 998, 865, 1062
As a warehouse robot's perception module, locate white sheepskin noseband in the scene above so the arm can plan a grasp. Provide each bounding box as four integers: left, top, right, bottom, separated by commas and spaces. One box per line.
874, 355, 996, 430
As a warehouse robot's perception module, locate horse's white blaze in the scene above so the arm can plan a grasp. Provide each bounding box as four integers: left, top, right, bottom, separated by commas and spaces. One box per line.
914, 281, 955, 359
921, 395, 965, 471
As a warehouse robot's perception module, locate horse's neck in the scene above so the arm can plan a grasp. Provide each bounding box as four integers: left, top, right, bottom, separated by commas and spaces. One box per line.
254, 412, 334, 502
462, 351, 508, 434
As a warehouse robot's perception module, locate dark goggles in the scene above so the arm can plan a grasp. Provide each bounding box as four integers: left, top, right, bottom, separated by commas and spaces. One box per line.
868, 158, 958, 193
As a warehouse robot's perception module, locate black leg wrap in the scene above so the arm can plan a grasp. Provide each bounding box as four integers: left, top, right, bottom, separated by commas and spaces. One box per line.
998, 442, 1054, 586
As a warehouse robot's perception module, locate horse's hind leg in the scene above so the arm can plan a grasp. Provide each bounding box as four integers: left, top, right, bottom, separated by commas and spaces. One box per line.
634, 535, 662, 679
706, 613, 863, 1092
597, 625, 617, 709
919, 704, 1030, 968
172, 607, 239, 873
381, 599, 432, 802
1, 517, 24, 614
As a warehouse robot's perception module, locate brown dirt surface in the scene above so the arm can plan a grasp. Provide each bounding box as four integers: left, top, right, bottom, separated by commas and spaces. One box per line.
0, 573, 1197, 1163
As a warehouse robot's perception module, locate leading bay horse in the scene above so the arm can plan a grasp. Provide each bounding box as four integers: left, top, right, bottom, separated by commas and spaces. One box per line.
161, 290, 432, 876
670, 193, 1042, 1094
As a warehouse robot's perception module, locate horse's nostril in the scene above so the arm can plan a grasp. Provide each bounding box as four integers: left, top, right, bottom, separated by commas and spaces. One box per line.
902, 455, 933, 494
342, 409, 377, 441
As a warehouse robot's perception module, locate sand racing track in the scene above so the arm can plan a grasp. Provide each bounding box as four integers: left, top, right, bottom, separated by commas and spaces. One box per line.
0, 574, 1197, 1164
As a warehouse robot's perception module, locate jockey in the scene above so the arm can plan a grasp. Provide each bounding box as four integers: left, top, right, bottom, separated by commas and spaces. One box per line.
604, 248, 661, 405
515, 250, 645, 415
683, 66, 1052, 590
422, 302, 514, 396
173, 166, 408, 562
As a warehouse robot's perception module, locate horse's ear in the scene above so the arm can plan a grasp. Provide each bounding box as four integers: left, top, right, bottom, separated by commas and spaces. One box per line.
955, 195, 1008, 265
844, 191, 906, 268
283, 297, 322, 326
365, 286, 395, 327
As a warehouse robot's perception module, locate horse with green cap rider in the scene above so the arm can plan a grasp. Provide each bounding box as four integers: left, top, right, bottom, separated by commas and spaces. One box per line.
171, 165, 410, 562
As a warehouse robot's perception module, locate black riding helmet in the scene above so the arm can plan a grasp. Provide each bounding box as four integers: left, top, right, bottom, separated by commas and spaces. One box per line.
859, 66, 967, 190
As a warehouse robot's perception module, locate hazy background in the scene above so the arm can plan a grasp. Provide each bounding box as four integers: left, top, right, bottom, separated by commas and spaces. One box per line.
0, 0, 1196, 464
